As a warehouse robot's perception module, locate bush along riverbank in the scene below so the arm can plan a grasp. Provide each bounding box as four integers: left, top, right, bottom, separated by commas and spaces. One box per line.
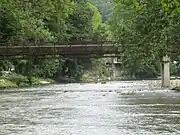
170, 80, 180, 91
80, 71, 111, 83
172, 87, 180, 91
0, 58, 112, 89
0, 73, 55, 89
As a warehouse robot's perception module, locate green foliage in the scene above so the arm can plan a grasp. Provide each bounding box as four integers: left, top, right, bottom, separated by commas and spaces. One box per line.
0, 79, 17, 88
0, 73, 55, 88
88, 2, 102, 32
170, 57, 180, 76
80, 58, 111, 82
61, 58, 84, 80
0, 0, 74, 41
32, 59, 60, 78
89, 0, 114, 21
91, 58, 110, 77
0, 0, 110, 82
172, 86, 180, 91
1, 73, 29, 86
161, 0, 180, 16
110, 0, 180, 78
68, 1, 94, 41
30, 77, 55, 85
0, 0, 106, 42
0, 60, 13, 72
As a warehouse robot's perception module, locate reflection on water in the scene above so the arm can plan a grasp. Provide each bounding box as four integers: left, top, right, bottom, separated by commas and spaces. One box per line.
0, 81, 180, 135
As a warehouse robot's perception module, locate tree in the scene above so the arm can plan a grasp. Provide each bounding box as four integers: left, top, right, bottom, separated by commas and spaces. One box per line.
89, 0, 114, 21
0, 0, 110, 81
0, 0, 75, 42
67, 1, 94, 41
110, 0, 180, 78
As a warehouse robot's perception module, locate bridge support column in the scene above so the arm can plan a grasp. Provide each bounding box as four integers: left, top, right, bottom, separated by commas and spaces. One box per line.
111, 62, 116, 80
161, 55, 170, 88
111, 57, 118, 80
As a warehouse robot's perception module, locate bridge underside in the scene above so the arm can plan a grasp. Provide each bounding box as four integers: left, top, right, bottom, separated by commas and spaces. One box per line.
0, 55, 120, 60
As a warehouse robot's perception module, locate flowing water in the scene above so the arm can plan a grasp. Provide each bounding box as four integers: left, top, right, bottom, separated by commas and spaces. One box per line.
0, 81, 180, 135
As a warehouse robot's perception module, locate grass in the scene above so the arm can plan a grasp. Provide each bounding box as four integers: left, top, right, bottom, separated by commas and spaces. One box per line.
0, 73, 55, 89
0, 79, 17, 88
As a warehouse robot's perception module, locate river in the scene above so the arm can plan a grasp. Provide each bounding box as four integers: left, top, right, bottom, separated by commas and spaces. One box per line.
0, 81, 180, 135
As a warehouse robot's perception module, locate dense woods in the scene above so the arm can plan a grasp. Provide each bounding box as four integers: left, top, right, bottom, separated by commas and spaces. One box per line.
0, 0, 111, 87
110, 0, 180, 78
0, 0, 107, 42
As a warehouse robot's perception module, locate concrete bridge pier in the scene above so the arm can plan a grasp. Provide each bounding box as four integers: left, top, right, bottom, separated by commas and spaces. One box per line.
110, 57, 122, 80
111, 60, 116, 80
161, 55, 170, 88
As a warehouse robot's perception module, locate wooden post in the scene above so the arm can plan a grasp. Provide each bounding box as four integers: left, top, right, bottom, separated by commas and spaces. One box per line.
161, 55, 170, 88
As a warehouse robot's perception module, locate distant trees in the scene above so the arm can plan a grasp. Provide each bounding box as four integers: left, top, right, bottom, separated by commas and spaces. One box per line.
89, 0, 114, 21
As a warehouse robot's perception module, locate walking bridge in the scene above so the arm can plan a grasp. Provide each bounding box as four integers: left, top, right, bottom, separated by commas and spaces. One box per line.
0, 41, 118, 57
0, 40, 172, 87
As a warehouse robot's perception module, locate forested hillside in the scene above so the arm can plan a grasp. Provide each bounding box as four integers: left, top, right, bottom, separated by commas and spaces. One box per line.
0, 0, 111, 88
89, 0, 114, 21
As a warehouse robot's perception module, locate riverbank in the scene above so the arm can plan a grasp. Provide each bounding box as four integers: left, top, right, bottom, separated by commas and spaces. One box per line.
172, 86, 180, 91
135, 79, 180, 91
0, 73, 55, 89
0, 70, 110, 89
80, 71, 111, 83
1, 73, 180, 91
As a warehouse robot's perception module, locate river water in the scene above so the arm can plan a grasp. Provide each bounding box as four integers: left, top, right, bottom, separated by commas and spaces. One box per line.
0, 81, 180, 135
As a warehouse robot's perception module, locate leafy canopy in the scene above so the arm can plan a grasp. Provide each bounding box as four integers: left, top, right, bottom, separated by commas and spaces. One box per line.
110, 0, 180, 78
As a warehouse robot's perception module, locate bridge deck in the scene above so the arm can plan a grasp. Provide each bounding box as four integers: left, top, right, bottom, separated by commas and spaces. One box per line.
0, 42, 118, 57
